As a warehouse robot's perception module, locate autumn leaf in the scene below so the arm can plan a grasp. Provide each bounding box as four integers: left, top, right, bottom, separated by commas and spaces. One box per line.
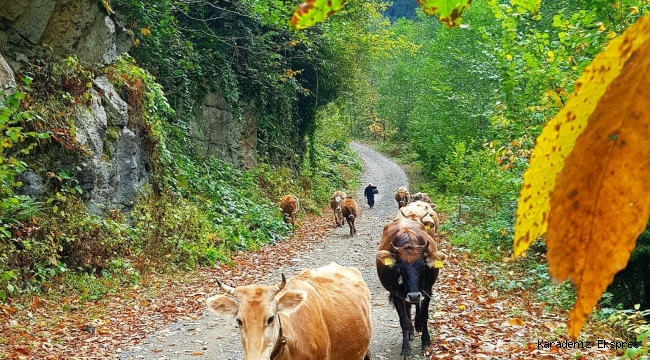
415, 0, 473, 28
514, 14, 650, 339
511, 0, 541, 15
289, 0, 346, 30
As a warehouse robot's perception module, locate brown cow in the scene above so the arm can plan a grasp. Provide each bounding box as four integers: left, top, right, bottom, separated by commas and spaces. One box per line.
376, 218, 445, 357
341, 197, 358, 237
206, 262, 372, 360
395, 200, 440, 237
280, 195, 299, 225
394, 187, 410, 210
410, 192, 436, 210
329, 191, 347, 227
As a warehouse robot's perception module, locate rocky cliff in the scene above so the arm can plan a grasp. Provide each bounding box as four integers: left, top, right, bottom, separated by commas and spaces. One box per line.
0, 0, 260, 214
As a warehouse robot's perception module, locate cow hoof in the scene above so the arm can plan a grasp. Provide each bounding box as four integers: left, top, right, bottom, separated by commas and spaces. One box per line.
421, 339, 431, 350
400, 348, 411, 357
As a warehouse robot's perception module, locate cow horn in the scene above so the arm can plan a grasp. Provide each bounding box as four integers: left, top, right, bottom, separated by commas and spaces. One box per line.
216, 278, 236, 295
273, 273, 286, 293
392, 243, 401, 253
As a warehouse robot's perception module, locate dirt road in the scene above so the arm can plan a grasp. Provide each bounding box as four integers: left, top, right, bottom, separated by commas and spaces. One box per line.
121, 142, 429, 360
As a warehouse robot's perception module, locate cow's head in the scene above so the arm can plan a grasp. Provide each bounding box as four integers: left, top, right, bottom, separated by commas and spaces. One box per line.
377, 229, 437, 303
401, 201, 436, 228
395, 187, 410, 206
206, 275, 307, 360
331, 195, 343, 211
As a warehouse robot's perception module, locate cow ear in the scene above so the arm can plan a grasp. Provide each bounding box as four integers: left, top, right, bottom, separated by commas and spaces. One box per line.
206, 295, 238, 318
425, 251, 447, 268
377, 250, 397, 267
277, 290, 306, 314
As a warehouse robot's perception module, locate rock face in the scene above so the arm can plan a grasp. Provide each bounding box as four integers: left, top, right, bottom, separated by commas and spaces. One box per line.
190, 90, 258, 170
0, 0, 129, 67
0, 51, 16, 96
75, 83, 150, 215
0, 0, 147, 215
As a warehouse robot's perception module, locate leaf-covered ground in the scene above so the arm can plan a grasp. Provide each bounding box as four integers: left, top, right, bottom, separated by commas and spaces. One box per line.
426, 233, 617, 359
0, 214, 333, 359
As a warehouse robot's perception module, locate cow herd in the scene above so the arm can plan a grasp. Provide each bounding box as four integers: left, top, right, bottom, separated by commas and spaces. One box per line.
207, 187, 445, 360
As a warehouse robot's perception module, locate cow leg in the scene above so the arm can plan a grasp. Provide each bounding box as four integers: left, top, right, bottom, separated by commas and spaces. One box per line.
414, 302, 422, 333
352, 217, 357, 235
419, 296, 432, 350
347, 218, 354, 237
405, 302, 415, 341
394, 298, 412, 356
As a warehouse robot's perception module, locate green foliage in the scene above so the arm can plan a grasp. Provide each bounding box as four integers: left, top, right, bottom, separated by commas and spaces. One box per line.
0, 87, 48, 237
111, 0, 349, 170
600, 307, 650, 358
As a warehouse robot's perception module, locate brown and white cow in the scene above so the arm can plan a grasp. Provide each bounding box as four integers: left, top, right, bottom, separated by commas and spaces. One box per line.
341, 197, 358, 237
376, 218, 445, 358
394, 187, 410, 210
206, 262, 372, 360
395, 200, 440, 237
410, 192, 436, 210
280, 195, 299, 225
329, 191, 347, 227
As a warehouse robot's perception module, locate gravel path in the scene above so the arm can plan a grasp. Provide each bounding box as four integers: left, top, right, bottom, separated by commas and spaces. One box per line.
121, 142, 432, 360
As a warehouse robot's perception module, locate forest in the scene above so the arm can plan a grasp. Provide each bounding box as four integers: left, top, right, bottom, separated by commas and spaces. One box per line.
1, 0, 650, 358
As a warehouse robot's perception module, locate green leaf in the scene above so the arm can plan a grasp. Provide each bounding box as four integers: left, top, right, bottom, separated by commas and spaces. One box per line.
416, 0, 473, 28
511, 0, 541, 15
290, 0, 346, 30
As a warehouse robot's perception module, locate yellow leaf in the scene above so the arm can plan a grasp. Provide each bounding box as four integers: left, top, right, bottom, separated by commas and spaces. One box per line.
515, 14, 650, 340
140, 27, 150, 36
630, 6, 639, 15
513, 14, 650, 259
544, 90, 563, 108
458, 304, 466, 310
506, 54, 513, 60
607, 31, 617, 39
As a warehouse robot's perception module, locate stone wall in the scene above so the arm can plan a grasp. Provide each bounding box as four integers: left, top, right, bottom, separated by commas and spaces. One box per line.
190, 89, 258, 170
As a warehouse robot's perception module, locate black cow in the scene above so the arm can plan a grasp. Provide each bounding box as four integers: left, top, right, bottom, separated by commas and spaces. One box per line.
376, 218, 444, 358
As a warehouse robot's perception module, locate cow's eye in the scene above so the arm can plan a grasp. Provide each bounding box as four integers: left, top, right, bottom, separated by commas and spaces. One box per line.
266, 315, 275, 325
236, 318, 243, 327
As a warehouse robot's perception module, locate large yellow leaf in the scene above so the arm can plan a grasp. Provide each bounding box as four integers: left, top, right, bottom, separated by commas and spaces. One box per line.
514, 14, 650, 340
549, 39, 650, 339
513, 14, 650, 258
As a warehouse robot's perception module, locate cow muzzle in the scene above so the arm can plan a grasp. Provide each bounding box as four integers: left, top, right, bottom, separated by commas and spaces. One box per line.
336, 207, 341, 211
406, 292, 423, 303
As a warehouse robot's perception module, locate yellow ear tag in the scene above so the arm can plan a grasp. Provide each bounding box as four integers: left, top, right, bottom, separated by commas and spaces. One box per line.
384, 258, 394, 266
425, 225, 431, 230
434, 260, 444, 269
